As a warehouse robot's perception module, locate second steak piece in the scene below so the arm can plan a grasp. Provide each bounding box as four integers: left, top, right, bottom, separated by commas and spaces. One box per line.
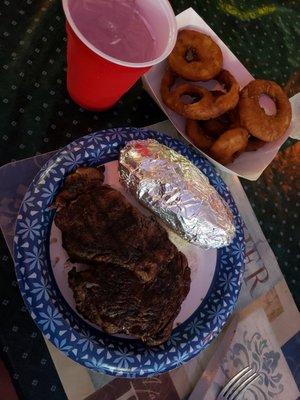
68, 250, 190, 345
54, 167, 177, 282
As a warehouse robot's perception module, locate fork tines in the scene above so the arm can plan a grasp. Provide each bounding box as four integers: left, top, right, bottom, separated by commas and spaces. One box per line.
218, 366, 260, 400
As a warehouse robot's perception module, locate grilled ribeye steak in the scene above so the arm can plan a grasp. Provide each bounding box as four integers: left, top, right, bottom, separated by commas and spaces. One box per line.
54, 166, 105, 208
68, 251, 190, 345
54, 166, 191, 344
54, 167, 177, 282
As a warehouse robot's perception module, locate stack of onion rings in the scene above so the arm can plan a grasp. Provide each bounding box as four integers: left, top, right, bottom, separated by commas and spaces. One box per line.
160, 28, 292, 165
161, 68, 239, 120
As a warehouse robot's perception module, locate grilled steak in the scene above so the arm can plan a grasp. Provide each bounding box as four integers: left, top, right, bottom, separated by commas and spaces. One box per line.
68, 251, 190, 345
54, 167, 177, 282
54, 166, 105, 208
54, 167, 191, 344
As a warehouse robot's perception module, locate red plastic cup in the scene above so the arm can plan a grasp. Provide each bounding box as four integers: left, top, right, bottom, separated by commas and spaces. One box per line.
62, 0, 177, 111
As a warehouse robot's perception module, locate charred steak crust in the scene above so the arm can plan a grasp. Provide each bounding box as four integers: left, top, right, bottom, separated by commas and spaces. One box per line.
54, 167, 191, 345
54, 171, 177, 282
68, 251, 190, 346
54, 166, 105, 208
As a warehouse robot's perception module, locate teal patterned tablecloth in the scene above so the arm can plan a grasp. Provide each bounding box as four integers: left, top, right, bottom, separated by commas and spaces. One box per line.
0, 1, 299, 399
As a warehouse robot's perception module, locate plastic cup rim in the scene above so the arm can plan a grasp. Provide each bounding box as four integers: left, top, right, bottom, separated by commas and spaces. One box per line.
62, 0, 177, 68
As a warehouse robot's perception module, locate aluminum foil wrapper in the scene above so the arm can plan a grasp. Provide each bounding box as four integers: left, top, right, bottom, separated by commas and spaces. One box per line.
119, 139, 236, 248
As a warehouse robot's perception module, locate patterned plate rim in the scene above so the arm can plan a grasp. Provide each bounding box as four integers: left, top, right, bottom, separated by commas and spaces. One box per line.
13, 127, 245, 377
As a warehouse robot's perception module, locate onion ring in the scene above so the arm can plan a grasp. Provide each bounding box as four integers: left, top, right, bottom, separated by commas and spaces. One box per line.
201, 107, 232, 137
239, 79, 292, 142
160, 68, 177, 106
185, 119, 214, 150
160, 69, 214, 119
210, 128, 249, 165
201, 96, 240, 137
201, 118, 226, 137
209, 70, 240, 118
160, 69, 239, 120
227, 106, 241, 128
168, 29, 223, 81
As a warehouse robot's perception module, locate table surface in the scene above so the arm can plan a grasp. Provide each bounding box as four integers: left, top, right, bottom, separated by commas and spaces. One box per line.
0, 1, 299, 399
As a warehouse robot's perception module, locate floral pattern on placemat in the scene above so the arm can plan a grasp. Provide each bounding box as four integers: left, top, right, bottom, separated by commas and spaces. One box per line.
222, 331, 283, 399
220, 308, 299, 400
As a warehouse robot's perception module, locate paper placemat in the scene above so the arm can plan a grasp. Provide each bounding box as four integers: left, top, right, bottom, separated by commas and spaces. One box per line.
0, 120, 299, 400
190, 308, 299, 400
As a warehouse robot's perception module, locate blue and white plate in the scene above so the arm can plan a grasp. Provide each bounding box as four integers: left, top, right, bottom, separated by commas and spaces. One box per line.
13, 127, 245, 377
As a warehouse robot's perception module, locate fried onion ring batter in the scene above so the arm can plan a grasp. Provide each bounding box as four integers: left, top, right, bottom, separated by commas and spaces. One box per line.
239, 80, 291, 142
185, 119, 214, 150
160, 69, 214, 119
210, 128, 249, 165
209, 70, 240, 118
168, 29, 223, 81
160, 69, 239, 120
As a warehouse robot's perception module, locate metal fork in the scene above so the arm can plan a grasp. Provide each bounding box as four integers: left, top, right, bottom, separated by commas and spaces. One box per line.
217, 366, 260, 400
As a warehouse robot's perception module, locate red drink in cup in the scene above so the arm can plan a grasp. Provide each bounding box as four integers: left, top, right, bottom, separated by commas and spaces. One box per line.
63, 0, 177, 111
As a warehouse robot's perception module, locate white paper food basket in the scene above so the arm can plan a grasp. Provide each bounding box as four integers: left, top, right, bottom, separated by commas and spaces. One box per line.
142, 8, 298, 181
